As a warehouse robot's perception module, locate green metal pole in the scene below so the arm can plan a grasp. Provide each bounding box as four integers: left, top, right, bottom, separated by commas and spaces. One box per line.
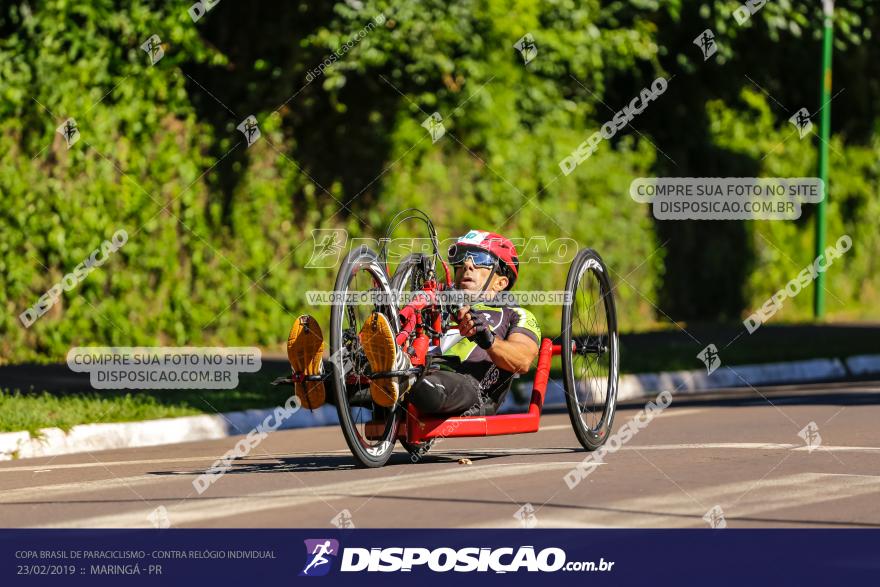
814, 0, 834, 319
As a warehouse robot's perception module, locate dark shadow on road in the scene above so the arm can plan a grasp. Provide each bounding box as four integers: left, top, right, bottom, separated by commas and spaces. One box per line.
145, 447, 582, 475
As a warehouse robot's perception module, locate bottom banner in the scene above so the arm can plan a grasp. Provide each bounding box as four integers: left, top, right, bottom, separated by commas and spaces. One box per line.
3, 529, 878, 585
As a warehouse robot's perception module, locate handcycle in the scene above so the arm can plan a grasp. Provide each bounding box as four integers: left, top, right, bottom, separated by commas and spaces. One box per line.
289, 210, 619, 468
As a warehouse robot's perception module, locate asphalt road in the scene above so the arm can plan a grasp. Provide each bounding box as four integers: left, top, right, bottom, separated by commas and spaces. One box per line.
1, 381, 878, 529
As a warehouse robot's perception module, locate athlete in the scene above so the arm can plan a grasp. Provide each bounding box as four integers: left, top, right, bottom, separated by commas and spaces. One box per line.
287, 230, 541, 416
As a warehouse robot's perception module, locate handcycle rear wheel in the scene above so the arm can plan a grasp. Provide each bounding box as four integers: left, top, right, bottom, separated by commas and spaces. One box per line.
561, 249, 619, 451
330, 246, 401, 467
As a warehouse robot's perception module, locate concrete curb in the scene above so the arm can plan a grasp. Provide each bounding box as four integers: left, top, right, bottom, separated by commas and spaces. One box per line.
616, 357, 848, 402
0, 405, 341, 462
844, 354, 880, 377
514, 355, 873, 409
2, 354, 877, 461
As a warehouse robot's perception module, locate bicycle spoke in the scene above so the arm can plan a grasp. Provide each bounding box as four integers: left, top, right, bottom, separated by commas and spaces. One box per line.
571, 262, 612, 433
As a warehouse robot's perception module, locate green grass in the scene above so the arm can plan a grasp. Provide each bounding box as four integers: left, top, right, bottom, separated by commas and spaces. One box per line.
0, 372, 295, 435
0, 390, 200, 435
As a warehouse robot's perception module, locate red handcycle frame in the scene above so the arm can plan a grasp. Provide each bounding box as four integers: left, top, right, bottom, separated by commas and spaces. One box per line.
401, 338, 562, 442
358, 257, 572, 443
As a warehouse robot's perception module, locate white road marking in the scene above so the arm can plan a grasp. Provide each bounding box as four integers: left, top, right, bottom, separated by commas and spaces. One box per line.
649, 407, 706, 418
632, 443, 797, 451
0, 474, 169, 504
791, 445, 880, 453
628, 443, 880, 453
31, 461, 589, 528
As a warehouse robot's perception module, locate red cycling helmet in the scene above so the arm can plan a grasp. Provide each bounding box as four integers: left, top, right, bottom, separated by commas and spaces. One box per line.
448, 230, 519, 290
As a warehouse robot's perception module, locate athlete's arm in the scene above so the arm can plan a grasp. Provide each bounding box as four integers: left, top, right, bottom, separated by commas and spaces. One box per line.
456, 307, 539, 373
485, 332, 539, 374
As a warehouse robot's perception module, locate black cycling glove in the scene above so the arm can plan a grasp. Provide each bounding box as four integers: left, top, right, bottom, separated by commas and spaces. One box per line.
467, 309, 496, 350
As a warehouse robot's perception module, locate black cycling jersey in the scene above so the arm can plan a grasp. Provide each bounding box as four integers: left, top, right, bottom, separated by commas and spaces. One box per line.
434, 301, 541, 406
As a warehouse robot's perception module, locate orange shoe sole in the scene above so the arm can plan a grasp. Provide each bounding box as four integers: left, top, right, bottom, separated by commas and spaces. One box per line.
287, 315, 325, 409
359, 313, 398, 407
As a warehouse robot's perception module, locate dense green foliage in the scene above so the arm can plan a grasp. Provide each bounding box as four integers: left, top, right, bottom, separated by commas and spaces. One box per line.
1, 0, 878, 363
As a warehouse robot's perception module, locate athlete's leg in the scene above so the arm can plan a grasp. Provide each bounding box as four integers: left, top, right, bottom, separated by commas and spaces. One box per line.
407, 370, 494, 416
291, 312, 412, 409
359, 312, 417, 407
287, 315, 326, 409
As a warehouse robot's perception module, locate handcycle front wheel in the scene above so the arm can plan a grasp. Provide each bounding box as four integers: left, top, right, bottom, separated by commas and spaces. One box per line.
330, 245, 401, 467
561, 248, 619, 451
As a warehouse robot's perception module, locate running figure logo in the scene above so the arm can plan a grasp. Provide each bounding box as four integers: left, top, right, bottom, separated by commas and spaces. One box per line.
697, 344, 721, 375
693, 29, 717, 61
513, 33, 538, 64
798, 421, 822, 452
300, 539, 340, 576
330, 509, 356, 529
140, 34, 165, 65
305, 229, 347, 268
703, 505, 727, 529
514, 503, 538, 528
237, 115, 261, 147
421, 112, 445, 143
56, 118, 80, 149
789, 108, 813, 139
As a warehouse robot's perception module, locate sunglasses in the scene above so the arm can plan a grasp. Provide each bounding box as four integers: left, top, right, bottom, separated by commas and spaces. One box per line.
449, 249, 497, 269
